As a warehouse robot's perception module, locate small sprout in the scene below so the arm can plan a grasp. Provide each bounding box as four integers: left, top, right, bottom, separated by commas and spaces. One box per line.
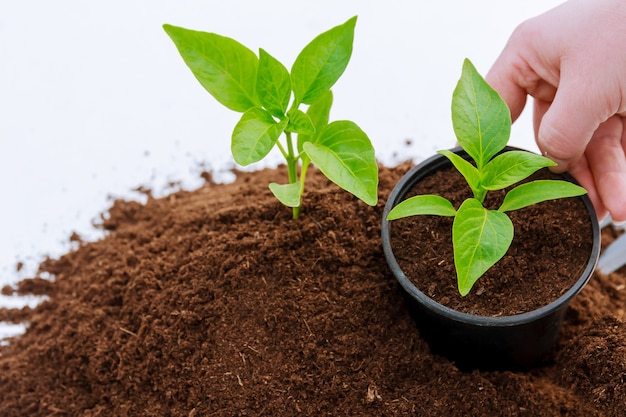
163, 17, 378, 219
387, 59, 586, 296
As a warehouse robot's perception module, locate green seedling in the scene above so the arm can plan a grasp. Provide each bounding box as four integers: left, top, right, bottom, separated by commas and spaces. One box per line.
163, 17, 378, 219
387, 59, 586, 296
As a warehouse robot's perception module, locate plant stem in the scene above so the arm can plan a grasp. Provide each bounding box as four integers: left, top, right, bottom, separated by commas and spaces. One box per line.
275, 140, 289, 160
293, 160, 310, 219
292, 205, 301, 220
284, 131, 301, 219
475, 188, 487, 204
285, 132, 297, 183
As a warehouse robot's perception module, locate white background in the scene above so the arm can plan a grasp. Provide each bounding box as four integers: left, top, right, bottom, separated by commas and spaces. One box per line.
0, 1, 563, 336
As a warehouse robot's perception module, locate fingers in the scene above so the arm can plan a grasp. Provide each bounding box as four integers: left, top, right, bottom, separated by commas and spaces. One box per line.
486, 20, 559, 123
568, 154, 608, 222
485, 0, 626, 223
485, 53, 529, 123
538, 101, 626, 222
535, 71, 609, 172
584, 116, 626, 222
532, 99, 549, 140
535, 99, 622, 221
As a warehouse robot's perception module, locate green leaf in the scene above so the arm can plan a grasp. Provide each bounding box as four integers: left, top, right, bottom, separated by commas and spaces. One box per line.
163, 24, 259, 112
303, 120, 378, 206
298, 90, 333, 153
453, 198, 514, 296
269, 182, 301, 207
437, 149, 481, 197
285, 109, 315, 135
499, 180, 587, 212
257, 48, 291, 117
291, 16, 356, 105
231, 108, 287, 166
387, 195, 456, 220
482, 151, 556, 191
452, 58, 511, 169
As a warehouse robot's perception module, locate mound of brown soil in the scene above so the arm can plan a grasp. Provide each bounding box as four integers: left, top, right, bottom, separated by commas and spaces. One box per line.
1, 164, 625, 416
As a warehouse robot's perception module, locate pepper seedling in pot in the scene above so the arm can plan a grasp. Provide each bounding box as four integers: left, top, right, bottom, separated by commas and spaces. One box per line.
387, 58, 587, 296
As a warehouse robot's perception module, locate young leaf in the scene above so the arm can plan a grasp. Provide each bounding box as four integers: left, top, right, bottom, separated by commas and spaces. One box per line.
481, 151, 556, 191
291, 17, 356, 105
387, 195, 456, 220
163, 24, 259, 112
303, 120, 378, 206
257, 48, 291, 117
285, 109, 315, 135
499, 180, 587, 213
452, 59, 511, 169
453, 198, 514, 296
269, 182, 301, 207
298, 90, 333, 153
437, 149, 481, 198
232, 108, 288, 166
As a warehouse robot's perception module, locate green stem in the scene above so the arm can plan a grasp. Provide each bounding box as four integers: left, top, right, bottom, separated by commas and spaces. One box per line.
474, 188, 487, 204
299, 160, 310, 200
275, 140, 289, 160
290, 160, 310, 220
285, 132, 297, 183
292, 203, 301, 220
284, 131, 301, 219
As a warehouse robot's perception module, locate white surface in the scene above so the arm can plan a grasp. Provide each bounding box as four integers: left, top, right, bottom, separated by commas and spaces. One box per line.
0, 1, 562, 332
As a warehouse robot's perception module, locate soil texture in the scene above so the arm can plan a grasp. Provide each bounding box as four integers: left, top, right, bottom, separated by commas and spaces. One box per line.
1, 163, 625, 416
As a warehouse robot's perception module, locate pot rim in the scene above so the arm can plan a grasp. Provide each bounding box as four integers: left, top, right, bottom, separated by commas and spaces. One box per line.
381, 146, 601, 327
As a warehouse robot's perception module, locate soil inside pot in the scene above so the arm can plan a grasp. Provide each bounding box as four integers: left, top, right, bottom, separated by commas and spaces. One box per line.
389, 165, 593, 317
0, 162, 625, 417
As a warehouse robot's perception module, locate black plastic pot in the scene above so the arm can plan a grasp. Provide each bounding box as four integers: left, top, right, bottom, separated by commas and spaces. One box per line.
381, 146, 601, 371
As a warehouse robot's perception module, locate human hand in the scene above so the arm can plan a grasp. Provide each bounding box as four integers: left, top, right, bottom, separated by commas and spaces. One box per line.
486, 0, 626, 222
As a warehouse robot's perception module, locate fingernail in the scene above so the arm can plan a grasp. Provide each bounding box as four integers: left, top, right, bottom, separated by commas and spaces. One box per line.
612, 219, 626, 228
541, 150, 569, 173
600, 215, 613, 228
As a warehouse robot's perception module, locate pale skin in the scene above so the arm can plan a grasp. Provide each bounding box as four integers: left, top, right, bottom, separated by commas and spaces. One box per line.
486, 0, 626, 222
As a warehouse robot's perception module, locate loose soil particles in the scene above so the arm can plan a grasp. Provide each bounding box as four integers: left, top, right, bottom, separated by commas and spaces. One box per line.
1, 163, 625, 416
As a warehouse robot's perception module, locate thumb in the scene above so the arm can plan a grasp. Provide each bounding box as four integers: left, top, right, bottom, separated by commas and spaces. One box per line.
537, 75, 608, 172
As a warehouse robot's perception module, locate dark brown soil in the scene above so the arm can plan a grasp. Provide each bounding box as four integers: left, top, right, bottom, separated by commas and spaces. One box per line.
1, 163, 625, 416
389, 165, 593, 316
